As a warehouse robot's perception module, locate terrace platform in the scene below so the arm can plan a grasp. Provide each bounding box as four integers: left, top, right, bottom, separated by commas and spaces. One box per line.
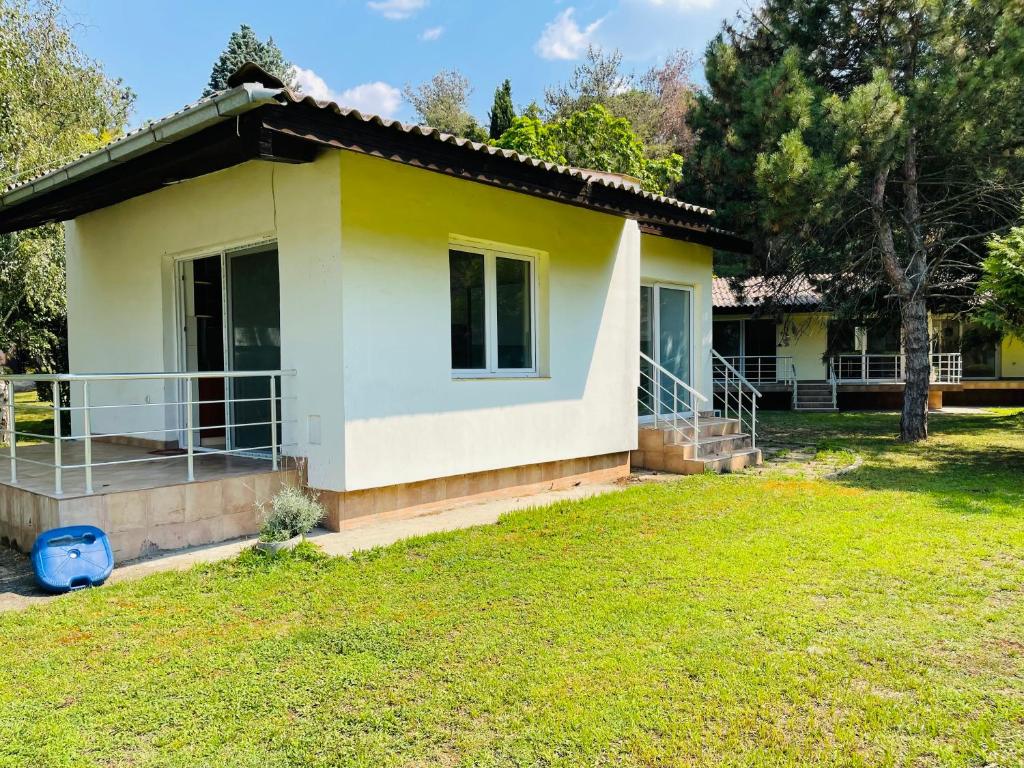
0, 442, 299, 560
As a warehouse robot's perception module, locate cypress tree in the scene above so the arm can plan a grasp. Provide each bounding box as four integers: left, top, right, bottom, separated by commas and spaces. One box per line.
205, 24, 295, 95
488, 79, 515, 140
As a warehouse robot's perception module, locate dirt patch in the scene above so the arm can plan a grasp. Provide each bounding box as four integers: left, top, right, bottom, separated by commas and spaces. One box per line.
744, 443, 861, 480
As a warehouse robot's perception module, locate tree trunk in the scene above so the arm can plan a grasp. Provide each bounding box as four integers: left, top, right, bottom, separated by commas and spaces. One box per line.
900, 297, 930, 442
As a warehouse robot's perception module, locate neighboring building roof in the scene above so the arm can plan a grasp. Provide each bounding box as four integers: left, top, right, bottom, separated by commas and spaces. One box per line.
712, 275, 824, 312
0, 64, 748, 252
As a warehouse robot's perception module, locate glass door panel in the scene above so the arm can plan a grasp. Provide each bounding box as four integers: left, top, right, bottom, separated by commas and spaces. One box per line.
639, 286, 654, 416
228, 247, 281, 451
657, 286, 692, 415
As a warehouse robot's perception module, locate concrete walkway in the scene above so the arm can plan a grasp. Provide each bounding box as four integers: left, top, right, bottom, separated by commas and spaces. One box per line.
0, 480, 632, 614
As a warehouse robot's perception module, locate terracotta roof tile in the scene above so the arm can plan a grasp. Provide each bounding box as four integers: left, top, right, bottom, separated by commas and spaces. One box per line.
712, 275, 824, 309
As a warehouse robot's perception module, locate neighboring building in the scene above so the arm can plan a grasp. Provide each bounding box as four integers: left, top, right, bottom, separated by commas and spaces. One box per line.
0, 65, 760, 559
712, 276, 1024, 410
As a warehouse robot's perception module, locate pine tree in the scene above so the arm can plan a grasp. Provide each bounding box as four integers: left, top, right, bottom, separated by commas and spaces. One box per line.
205, 24, 295, 96
685, 0, 1024, 442
487, 79, 514, 140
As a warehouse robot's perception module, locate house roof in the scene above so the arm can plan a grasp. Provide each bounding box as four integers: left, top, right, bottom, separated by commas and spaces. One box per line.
0, 64, 749, 252
712, 275, 824, 312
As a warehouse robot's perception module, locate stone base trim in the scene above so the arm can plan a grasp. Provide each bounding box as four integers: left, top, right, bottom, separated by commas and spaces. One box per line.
0, 469, 300, 561
319, 452, 630, 531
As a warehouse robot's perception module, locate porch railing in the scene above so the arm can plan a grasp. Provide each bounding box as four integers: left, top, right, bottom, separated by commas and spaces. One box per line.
829, 353, 962, 384
711, 350, 762, 448
712, 355, 795, 385
0, 370, 297, 496
638, 351, 709, 450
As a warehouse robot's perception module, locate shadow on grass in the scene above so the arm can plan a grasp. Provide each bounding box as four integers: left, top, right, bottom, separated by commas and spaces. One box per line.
757, 409, 1024, 515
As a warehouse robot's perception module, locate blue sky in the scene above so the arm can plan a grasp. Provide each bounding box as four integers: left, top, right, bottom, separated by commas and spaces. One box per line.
63, 0, 748, 127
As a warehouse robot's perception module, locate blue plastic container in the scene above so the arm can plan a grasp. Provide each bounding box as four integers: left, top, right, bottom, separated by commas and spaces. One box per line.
31, 525, 114, 593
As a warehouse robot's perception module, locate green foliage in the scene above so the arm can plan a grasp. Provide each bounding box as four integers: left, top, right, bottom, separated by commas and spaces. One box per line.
403, 69, 487, 140
686, 0, 1024, 275
977, 210, 1024, 338
0, 0, 133, 368
496, 104, 683, 194
259, 486, 326, 542
544, 46, 697, 161
204, 24, 295, 96
487, 79, 515, 141
3, 410, 1024, 764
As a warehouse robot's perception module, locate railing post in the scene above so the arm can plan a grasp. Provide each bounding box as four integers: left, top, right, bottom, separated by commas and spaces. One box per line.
751, 395, 757, 448
7, 381, 15, 485
52, 381, 62, 495
185, 376, 195, 482
269, 374, 279, 471
83, 380, 93, 495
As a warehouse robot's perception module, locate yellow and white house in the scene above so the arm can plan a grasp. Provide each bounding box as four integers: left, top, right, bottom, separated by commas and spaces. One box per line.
0, 65, 759, 558
712, 276, 1024, 410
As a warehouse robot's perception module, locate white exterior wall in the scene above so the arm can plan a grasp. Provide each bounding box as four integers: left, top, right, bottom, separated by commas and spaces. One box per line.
336, 152, 640, 491
65, 156, 345, 490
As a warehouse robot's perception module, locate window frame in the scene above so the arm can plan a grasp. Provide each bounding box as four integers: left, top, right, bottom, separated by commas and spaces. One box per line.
449, 244, 538, 379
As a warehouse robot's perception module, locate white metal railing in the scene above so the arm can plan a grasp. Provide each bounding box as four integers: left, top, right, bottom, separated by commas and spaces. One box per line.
0, 370, 297, 495
930, 353, 963, 384
712, 355, 795, 385
638, 351, 709, 449
711, 350, 762, 448
829, 353, 962, 384
828, 358, 838, 409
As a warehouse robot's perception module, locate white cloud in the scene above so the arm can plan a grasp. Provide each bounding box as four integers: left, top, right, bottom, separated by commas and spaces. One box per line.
644, 0, 719, 10
419, 25, 444, 41
290, 65, 338, 102
367, 0, 427, 20
291, 66, 402, 118
338, 82, 402, 118
535, 8, 604, 61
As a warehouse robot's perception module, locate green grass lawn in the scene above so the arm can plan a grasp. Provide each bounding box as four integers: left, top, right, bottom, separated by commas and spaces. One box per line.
2, 410, 1023, 767
6, 389, 55, 445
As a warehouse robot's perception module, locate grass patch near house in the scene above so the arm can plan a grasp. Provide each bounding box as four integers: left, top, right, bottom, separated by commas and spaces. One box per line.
1, 410, 1023, 766
3, 389, 55, 445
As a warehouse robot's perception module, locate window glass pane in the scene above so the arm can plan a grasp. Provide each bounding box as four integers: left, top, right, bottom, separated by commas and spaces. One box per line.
496, 257, 532, 369
962, 321, 998, 378
449, 250, 486, 369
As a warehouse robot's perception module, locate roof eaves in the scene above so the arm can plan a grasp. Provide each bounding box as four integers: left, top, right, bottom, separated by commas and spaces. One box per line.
0, 83, 283, 208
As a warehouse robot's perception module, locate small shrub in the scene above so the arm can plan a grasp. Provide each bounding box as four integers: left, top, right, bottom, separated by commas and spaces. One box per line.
259, 486, 325, 542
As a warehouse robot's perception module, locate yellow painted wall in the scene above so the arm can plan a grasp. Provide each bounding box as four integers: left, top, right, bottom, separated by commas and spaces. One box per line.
778, 313, 829, 380
338, 151, 643, 490
1002, 334, 1024, 379
639, 234, 715, 396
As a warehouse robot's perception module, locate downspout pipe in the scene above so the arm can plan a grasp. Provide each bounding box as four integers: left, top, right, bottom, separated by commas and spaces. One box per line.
0, 82, 284, 209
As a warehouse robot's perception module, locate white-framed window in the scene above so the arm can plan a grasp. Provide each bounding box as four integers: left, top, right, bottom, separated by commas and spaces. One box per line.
449, 244, 537, 377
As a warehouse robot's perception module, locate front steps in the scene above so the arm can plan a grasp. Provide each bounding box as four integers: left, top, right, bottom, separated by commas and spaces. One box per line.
794, 380, 837, 412
631, 417, 762, 475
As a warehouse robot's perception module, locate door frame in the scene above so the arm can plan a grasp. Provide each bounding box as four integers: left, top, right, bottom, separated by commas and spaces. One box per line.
640, 281, 696, 423
173, 238, 278, 451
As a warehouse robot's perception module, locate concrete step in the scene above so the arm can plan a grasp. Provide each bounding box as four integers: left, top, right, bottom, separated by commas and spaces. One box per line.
680, 448, 762, 474
638, 419, 740, 449
633, 419, 762, 473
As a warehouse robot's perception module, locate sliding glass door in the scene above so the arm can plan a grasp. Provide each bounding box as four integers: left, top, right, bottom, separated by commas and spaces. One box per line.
178, 244, 280, 455
640, 284, 694, 418
227, 247, 281, 451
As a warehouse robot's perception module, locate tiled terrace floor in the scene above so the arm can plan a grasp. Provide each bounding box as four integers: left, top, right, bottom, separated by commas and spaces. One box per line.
0, 441, 276, 499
